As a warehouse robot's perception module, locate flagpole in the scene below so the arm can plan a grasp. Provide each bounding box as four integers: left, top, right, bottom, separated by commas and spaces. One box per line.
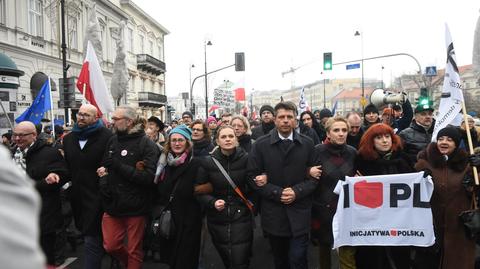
48, 77, 55, 141
83, 83, 87, 104
461, 101, 479, 185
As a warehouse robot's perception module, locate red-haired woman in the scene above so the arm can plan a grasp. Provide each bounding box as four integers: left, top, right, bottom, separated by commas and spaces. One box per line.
355, 123, 414, 269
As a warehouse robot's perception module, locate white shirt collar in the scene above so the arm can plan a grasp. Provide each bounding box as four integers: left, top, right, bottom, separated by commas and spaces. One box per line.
278, 131, 293, 141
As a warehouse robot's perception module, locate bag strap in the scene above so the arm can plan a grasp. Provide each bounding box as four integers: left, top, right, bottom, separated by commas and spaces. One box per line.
472, 191, 478, 210
211, 157, 254, 212
167, 177, 181, 204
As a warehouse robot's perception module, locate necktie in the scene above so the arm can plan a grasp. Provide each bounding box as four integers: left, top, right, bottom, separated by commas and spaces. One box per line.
280, 139, 292, 153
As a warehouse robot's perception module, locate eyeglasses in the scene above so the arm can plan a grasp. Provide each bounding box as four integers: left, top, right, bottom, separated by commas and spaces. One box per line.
12, 132, 33, 138
192, 128, 204, 132
171, 138, 186, 144
77, 113, 94, 119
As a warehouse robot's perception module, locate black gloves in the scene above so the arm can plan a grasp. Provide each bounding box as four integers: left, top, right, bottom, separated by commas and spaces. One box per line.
462, 175, 474, 188
469, 153, 480, 168
422, 169, 433, 178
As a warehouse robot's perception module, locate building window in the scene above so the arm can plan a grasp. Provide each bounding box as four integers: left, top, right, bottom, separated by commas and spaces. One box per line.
127, 28, 133, 52
138, 34, 144, 54
28, 0, 43, 37
67, 16, 78, 49
0, 0, 5, 25
149, 40, 153, 56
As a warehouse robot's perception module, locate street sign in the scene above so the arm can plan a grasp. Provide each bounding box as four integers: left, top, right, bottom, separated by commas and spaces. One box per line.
360, 96, 368, 107
425, 66, 437, 77
346, 63, 361, 70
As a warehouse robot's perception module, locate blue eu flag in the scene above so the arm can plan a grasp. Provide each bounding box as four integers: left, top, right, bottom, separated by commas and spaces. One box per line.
15, 78, 52, 124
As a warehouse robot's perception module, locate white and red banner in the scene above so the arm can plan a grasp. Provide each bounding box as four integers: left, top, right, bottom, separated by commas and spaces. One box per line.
77, 40, 114, 116
332, 172, 435, 248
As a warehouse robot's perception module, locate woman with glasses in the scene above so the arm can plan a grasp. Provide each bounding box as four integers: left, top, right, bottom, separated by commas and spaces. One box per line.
155, 125, 202, 269
190, 120, 214, 158
231, 115, 253, 153
195, 125, 254, 269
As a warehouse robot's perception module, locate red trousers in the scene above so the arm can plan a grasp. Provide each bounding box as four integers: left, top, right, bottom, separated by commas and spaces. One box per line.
102, 213, 146, 269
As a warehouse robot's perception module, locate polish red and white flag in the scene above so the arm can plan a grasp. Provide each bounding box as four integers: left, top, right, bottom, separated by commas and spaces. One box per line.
77, 40, 114, 116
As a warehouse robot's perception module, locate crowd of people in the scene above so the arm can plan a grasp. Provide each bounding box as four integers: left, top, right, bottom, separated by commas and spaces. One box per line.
2, 99, 480, 269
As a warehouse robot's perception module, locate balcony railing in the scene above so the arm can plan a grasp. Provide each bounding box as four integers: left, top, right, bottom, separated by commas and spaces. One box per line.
136, 54, 166, 75
138, 91, 167, 108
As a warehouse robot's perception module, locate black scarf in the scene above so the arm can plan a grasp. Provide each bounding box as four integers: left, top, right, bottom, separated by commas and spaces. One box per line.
72, 120, 104, 140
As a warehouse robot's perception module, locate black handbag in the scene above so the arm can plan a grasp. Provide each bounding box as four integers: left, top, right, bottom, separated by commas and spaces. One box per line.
151, 179, 180, 240
459, 191, 480, 238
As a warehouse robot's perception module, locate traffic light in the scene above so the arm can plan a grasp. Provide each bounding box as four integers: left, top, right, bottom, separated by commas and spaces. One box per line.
235, 52, 245, 71
418, 87, 432, 107
323, 52, 332, 70
191, 103, 196, 115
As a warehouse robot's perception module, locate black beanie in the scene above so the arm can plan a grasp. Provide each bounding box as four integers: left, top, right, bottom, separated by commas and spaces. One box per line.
319, 108, 332, 120
260, 105, 275, 115
363, 104, 379, 116
437, 126, 461, 147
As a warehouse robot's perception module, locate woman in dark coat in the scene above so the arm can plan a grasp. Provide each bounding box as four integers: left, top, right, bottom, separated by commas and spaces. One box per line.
301, 110, 326, 143
191, 119, 215, 157
231, 115, 253, 153
355, 123, 415, 269
311, 117, 357, 269
413, 126, 475, 269
156, 125, 202, 269
195, 125, 254, 269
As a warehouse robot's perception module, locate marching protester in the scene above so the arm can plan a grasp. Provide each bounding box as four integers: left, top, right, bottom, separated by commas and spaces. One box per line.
97, 106, 160, 269
191, 119, 215, 157
13, 121, 69, 266
221, 112, 233, 126
311, 117, 357, 269
413, 126, 475, 269
346, 112, 364, 149
300, 110, 326, 143
355, 123, 414, 269
361, 104, 380, 131
251, 105, 275, 140
207, 116, 218, 140
156, 125, 203, 269
146, 116, 166, 147
398, 103, 435, 162
459, 114, 479, 149
62, 104, 112, 269
231, 115, 254, 153
195, 125, 254, 269
318, 108, 333, 127
248, 102, 317, 269
182, 111, 194, 126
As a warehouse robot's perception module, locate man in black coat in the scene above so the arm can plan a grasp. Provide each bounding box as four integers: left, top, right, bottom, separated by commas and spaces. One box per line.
251, 104, 275, 140
13, 121, 68, 266
62, 104, 112, 269
248, 102, 317, 269
97, 106, 160, 269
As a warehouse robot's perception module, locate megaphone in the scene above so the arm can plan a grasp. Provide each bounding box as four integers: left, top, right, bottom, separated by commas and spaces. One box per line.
370, 89, 406, 108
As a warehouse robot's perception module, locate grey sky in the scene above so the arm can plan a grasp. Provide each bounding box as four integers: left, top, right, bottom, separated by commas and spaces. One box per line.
133, 0, 479, 99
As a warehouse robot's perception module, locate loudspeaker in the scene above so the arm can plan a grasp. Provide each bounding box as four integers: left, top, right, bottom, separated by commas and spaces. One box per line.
370, 89, 406, 108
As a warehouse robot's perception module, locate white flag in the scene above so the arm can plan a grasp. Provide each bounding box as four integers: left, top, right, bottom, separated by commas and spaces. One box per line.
431, 24, 464, 141
298, 87, 308, 114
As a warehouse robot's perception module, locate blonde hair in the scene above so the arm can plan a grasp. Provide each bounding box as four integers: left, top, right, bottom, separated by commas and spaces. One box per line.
230, 115, 252, 135
325, 116, 350, 133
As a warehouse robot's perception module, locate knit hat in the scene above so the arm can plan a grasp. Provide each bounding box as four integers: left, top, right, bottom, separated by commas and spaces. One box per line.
169, 125, 192, 141
363, 104, 379, 116
319, 108, 333, 120
182, 111, 193, 119
437, 126, 461, 147
207, 116, 217, 125
259, 105, 274, 115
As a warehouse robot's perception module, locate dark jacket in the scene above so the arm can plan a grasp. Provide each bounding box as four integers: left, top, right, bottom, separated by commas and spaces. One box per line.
196, 147, 253, 268
159, 153, 202, 269
459, 127, 479, 150
247, 128, 317, 237
346, 128, 364, 149
25, 140, 68, 234
63, 126, 112, 236
251, 122, 275, 140
393, 99, 414, 133
238, 134, 253, 153
415, 143, 474, 269
398, 120, 434, 163
193, 138, 214, 157
311, 142, 356, 245
100, 127, 160, 217
298, 123, 321, 145
355, 149, 414, 269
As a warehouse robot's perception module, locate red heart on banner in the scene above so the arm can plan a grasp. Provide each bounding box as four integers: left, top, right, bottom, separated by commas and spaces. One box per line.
390, 230, 398, 236
353, 180, 383, 208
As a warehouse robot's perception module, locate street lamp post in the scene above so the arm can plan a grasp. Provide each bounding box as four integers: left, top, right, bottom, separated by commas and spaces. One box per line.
204, 40, 212, 119
354, 30, 364, 107
189, 64, 195, 111
321, 71, 326, 108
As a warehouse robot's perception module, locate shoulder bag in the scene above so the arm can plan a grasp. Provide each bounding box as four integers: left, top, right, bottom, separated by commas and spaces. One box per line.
151, 179, 180, 240
459, 191, 480, 238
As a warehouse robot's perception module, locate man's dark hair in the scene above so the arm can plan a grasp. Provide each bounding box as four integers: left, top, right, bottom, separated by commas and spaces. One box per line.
274, 102, 297, 116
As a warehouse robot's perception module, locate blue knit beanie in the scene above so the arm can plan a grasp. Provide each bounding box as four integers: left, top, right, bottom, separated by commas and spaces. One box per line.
169, 125, 192, 141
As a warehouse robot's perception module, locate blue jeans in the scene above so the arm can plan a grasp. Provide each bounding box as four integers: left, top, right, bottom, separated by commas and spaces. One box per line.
84, 235, 104, 269
268, 233, 309, 269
